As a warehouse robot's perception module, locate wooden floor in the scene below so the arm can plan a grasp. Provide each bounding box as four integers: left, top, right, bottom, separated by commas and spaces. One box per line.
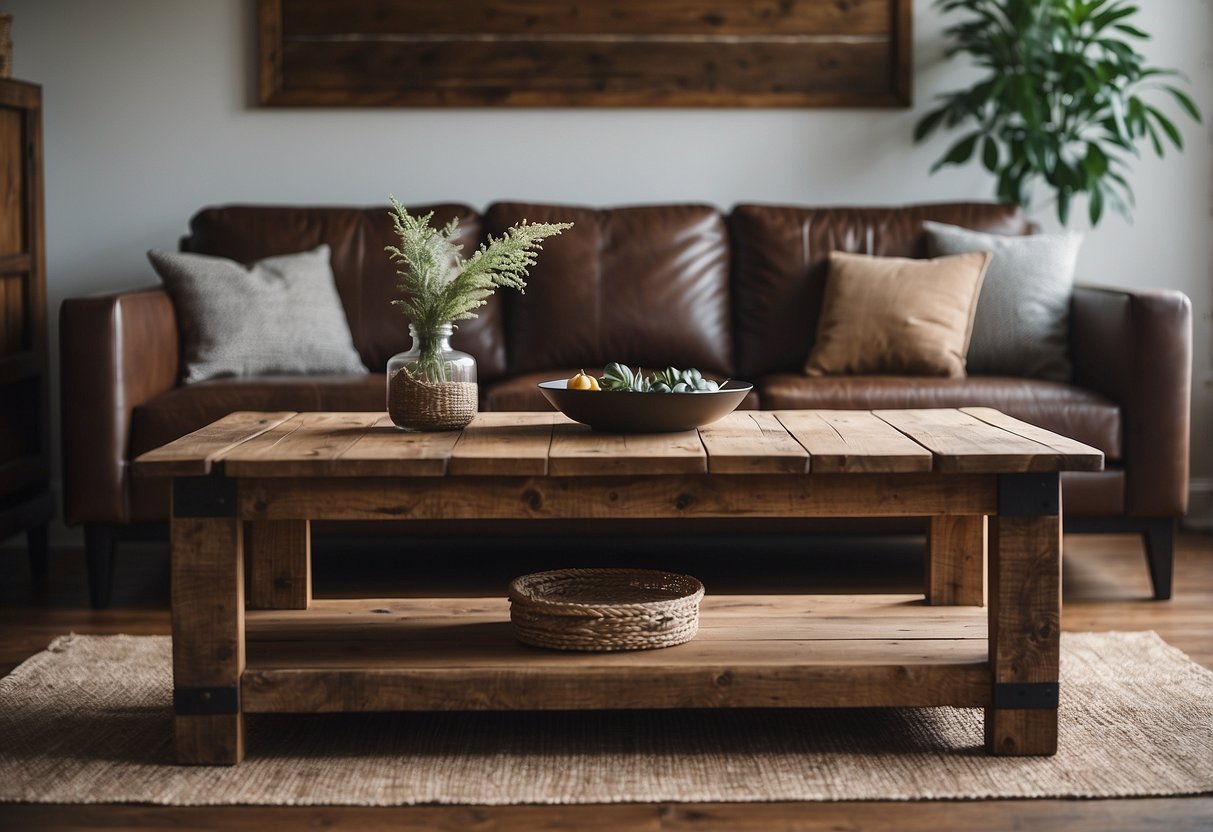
1, 529, 1211, 831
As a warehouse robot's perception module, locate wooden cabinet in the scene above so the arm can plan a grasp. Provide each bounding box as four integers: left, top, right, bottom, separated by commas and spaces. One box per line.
0, 79, 50, 575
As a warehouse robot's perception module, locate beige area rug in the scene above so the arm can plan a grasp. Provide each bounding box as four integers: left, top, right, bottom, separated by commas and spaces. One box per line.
1, 632, 1210, 806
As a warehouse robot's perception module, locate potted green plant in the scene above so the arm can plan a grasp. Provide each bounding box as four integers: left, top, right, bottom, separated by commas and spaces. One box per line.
915, 0, 1202, 225
385, 197, 571, 430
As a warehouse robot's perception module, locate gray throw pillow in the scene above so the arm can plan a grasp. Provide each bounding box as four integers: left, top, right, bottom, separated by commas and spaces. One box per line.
148, 244, 367, 383
924, 221, 1082, 381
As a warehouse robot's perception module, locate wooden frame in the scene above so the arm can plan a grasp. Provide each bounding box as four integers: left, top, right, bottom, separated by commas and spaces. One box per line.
258, 0, 913, 108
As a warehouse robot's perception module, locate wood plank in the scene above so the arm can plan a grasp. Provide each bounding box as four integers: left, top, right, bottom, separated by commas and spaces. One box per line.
547, 422, 707, 476
245, 595, 989, 644
0, 107, 22, 256
133, 411, 297, 477
875, 408, 1085, 474
986, 506, 1061, 756
171, 516, 246, 765
242, 609, 991, 711
246, 520, 311, 610
329, 413, 458, 477
448, 411, 558, 476
697, 411, 809, 474
282, 0, 896, 37
239, 473, 999, 522
775, 410, 933, 473
279, 39, 892, 104
221, 412, 382, 476
5, 801, 1213, 832
927, 515, 986, 606
243, 657, 990, 712
960, 407, 1104, 471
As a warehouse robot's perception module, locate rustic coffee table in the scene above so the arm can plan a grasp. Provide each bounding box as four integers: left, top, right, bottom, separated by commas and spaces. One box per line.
134, 408, 1102, 765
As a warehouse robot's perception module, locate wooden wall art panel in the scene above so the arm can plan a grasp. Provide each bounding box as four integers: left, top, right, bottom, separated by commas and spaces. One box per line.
258, 0, 912, 107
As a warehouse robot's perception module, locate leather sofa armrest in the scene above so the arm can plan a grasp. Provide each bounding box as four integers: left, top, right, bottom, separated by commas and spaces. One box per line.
1070, 285, 1191, 517
60, 288, 179, 525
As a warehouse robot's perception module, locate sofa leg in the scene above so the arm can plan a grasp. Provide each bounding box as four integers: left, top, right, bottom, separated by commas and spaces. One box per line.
84, 524, 115, 609
1143, 519, 1175, 601
27, 524, 49, 579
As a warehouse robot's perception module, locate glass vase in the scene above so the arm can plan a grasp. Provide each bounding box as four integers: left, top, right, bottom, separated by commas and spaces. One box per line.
386, 323, 478, 431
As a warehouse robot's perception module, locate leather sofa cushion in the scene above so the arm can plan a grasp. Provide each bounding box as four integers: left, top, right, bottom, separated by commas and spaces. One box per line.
486, 202, 734, 377
757, 374, 1121, 460
128, 375, 386, 459
181, 203, 505, 379
729, 202, 1033, 380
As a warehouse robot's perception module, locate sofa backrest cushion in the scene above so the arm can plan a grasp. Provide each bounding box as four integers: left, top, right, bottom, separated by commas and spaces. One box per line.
486, 202, 734, 377
728, 202, 1032, 380
180, 203, 504, 378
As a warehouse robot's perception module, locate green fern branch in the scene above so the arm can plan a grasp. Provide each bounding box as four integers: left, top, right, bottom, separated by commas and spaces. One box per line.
386, 196, 571, 338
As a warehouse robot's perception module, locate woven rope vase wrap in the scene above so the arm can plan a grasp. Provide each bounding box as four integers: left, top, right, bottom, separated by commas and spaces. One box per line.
509, 568, 705, 652
388, 369, 477, 431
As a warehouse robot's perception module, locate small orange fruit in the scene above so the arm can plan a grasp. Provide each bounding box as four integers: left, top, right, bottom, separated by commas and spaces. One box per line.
568, 370, 600, 391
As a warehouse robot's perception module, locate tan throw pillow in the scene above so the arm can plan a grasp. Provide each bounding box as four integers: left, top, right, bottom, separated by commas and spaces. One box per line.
805, 250, 992, 378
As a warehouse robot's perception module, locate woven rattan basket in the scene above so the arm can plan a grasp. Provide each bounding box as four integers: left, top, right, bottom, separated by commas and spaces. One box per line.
387, 370, 477, 431
508, 568, 705, 652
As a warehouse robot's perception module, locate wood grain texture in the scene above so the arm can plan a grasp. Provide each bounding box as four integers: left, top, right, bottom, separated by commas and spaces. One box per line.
246, 520, 311, 610
448, 411, 558, 476
0, 107, 23, 256
133, 412, 297, 477
985, 511, 1062, 756
260, 0, 912, 107
6, 799, 1213, 832
775, 410, 933, 473
547, 422, 707, 476
282, 0, 895, 37
331, 414, 459, 477
239, 473, 999, 522
697, 411, 809, 474
221, 412, 382, 476
960, 407, 1105, 471
874, 409, 1101, 473
927, 515, 986, 606
170, 516, 246, 765
243, 593, 990, 711
246, 596, 989, 644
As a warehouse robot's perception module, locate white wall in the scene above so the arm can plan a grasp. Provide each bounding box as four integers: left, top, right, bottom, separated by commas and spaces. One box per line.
6, 0, 1213, 538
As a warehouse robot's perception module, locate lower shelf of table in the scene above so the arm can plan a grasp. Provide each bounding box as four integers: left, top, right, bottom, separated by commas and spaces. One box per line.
241, 594, 992, 713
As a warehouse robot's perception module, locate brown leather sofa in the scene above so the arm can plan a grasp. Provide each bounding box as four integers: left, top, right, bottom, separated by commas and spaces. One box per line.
60, 201, 1192, 606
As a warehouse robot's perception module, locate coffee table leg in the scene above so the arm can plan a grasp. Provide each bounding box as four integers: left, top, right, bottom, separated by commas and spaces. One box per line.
247, 520, 311, 609
926, 515, 986, 605
985, 473, 1061, 756
171, 478, 245, 765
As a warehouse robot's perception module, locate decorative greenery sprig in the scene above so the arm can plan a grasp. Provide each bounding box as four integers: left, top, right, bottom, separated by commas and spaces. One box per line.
386, 196, 571, 379
600, 362, 722, 393
915, 0, 1202, 226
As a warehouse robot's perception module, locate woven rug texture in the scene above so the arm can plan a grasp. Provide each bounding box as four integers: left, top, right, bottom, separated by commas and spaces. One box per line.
0, 631, 1210, 805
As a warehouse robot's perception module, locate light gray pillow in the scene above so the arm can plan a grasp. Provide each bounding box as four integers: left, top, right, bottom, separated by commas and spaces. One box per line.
924, 221, 1082, 381
148, 244, 368, 383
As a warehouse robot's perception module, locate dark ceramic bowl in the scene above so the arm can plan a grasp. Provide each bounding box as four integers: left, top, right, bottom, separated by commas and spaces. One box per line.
537, 379, 753, 433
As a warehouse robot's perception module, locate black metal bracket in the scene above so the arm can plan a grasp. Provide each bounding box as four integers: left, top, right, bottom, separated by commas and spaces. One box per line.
173, 686, 240, 716
993, 682, 1059, 710
173, 476, 238, 518
998, 473, 1059, 517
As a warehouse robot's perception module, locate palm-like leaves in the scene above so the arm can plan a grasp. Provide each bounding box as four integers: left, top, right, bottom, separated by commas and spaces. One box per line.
916, 0, 1201, 225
